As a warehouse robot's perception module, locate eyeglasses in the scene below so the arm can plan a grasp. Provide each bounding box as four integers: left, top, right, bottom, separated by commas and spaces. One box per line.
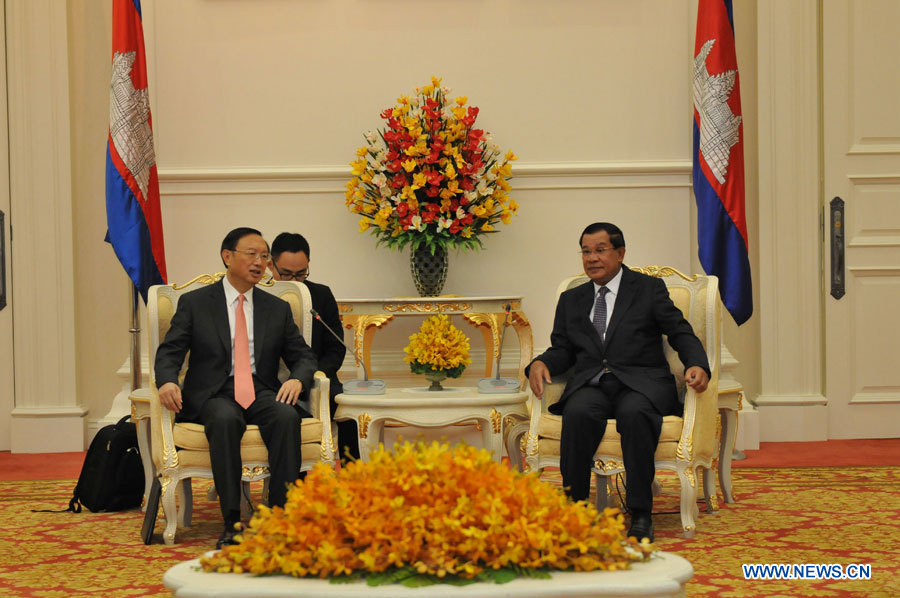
580, 247, 616, 257
273, 264, 309, 281
231, 249, 271, 262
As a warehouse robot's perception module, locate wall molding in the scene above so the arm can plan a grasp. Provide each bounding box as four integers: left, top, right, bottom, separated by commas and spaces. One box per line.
158, 160, 692, 196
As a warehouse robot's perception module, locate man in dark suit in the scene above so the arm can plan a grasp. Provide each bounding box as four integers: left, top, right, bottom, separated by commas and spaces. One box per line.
155, 227, 317, 548
268, 232, 359, 461
527, 222, 710, 542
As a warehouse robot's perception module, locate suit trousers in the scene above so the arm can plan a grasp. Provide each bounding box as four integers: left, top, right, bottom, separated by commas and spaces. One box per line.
559, 374, 663, 513
198, 376, 307, 524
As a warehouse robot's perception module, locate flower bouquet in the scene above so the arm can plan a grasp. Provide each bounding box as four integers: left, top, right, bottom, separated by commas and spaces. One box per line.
403, 314, 472, 390
201, 442, 654, 586
346, 77, 518, 295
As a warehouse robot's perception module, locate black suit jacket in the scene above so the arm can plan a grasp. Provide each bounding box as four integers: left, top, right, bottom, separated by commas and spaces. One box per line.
304, 279, 346, 397
529, 266, 710, 417
154, 280, 318, 423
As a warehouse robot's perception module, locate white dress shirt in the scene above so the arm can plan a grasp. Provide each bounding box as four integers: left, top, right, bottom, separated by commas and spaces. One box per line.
222, 276, 256, 375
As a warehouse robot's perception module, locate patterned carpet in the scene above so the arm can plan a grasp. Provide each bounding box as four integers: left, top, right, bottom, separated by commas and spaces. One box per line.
1, 466, 898, 597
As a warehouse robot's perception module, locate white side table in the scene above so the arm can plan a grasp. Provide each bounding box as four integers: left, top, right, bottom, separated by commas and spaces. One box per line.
165, 551, 693, 597
335, 387, 528, 462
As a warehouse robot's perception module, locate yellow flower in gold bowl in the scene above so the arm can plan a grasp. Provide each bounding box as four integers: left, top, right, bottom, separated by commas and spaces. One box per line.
200, 442, 654, 586
403, 314, 472, 390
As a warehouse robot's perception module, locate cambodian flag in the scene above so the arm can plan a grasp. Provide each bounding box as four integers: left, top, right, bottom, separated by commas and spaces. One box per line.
692, 0, 752, 325
105, 0, 166, 301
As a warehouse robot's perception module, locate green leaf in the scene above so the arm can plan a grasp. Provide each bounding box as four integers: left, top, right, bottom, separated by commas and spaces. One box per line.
400, 575, 438, 587
329, 570, 365, 584
476, 567, 519, 584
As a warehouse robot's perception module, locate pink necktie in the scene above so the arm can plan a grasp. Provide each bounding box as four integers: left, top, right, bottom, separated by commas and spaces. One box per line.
233, 294, 255, 409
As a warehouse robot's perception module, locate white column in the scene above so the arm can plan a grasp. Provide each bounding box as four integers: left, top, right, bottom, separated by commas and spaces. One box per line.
7, 0, 86, 452
754, 0, 827, 440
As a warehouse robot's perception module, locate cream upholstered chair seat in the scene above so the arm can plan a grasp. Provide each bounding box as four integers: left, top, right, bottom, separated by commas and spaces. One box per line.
171, 420, 324, 461
535, 412, 686, 460
147, 274, 336, 545
523, 266, 721, 538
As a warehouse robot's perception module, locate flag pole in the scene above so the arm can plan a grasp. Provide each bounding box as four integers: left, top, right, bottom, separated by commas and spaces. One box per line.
129, 283, 141, 392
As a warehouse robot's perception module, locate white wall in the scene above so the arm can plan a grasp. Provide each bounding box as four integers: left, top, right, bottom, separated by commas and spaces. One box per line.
7, 0, 763, 447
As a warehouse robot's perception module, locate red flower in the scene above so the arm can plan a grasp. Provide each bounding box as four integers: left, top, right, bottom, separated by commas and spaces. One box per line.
396, 203, 409, 217
388, 160, 402, 173
425, 186, 440, 198
468, 106, 480, 119
380, 108, 393, 119
426, 170, 444, 186
384, 131, 399, 143
462, 213, 474, 225
460, 177, 475, 191
449, 222, 461, 234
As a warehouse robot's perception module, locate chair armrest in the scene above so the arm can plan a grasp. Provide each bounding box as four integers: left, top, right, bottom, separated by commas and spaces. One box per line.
148, 382, 179, 473
523, 378, 567, 468
309, 371, 335, 464
679, 376, 720, 463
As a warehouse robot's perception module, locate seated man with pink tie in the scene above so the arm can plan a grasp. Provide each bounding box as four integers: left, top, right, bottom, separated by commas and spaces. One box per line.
154, 227, 318, 548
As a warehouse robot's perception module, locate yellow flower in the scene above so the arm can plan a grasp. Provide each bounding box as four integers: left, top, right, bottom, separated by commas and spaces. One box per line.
455, 96, 467, 106
359, 218, 370, 232
480, 222, 494, 232
350, 158, 367, 176
412, 172, 427, 188
403, 315, 471, 372
505, 150, 518, 161
431, 75, 443, 88
356, 147, 369, 157
402, 159, 418, 173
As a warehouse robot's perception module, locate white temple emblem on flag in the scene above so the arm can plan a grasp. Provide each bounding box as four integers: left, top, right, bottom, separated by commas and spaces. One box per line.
693, 39, 742, 184
109, 50, 156, 201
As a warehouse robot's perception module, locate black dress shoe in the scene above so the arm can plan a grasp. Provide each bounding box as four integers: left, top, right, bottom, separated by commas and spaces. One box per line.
216, 523, 243, 549
627, 512, 654, 542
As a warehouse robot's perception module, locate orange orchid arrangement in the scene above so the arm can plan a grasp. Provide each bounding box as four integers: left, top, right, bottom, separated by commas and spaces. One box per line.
201, 442, 654, 586
346, 77, 518, 254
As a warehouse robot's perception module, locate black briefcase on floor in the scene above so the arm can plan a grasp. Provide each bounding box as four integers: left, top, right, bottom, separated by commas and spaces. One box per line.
67, 415, 145, 513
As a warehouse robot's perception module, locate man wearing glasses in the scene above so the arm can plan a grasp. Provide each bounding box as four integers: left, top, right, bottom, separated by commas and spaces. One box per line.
269, 232, 359, 461
155, 227, 318, 547
526, 222, 710, 543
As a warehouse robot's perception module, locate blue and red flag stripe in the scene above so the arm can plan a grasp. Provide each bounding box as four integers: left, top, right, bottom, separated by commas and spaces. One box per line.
105, 0, 166, 301
693, 0, 752, 325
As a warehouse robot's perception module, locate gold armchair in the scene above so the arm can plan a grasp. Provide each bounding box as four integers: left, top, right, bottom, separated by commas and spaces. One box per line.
145, 275, 335, 545
523, 267, 721, 537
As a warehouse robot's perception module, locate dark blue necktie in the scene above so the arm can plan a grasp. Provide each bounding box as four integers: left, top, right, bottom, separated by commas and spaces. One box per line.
592, 286, 610, 341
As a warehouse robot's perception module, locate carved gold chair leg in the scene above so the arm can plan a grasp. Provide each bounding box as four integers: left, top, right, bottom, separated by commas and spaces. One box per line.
161, 476, 179, 546
702, 467, 719, 513
240, 481, 254, 518
677, 463, 699, 538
